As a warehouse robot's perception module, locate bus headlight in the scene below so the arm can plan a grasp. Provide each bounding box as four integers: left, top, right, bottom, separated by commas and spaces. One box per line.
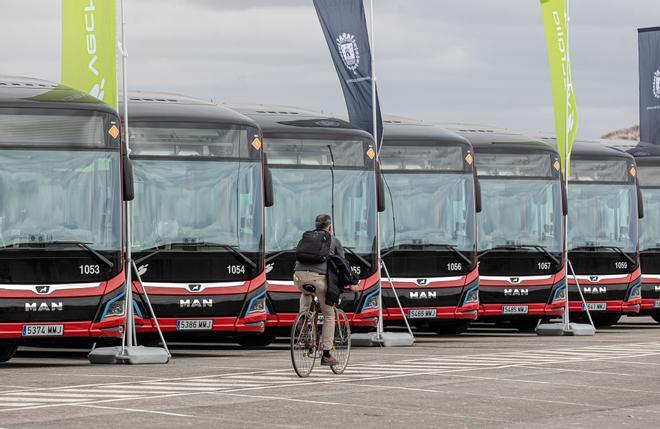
247, 295, 266, 314
552, 285, 566, 302
628, 285, 641, 300
102, 298, 125, 319
463, 287, 479, 305
362, 293, 379, 311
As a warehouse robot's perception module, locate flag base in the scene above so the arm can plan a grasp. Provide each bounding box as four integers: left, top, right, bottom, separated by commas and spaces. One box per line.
536, 322, 596, 336
88, 346, 170, 365
351, 331, 415, 347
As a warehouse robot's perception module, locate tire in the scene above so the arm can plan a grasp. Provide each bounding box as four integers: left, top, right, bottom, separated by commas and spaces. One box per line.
652, 312, 660, 324
237, 331, 277, 348
330, 308, 351, 375
509, 318, 541, 332
290, 312, 316, 378
432, 320, 472, 335
0, 345, 18, 363
590, 313, 622, 328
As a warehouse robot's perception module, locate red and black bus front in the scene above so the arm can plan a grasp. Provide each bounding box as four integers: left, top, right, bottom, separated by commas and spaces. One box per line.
377, 124, 479, 334
126, 97, 268, 339
566, 153, 642, 327
635, 159, 660, 320
254, 115, 380, 337
0, 81, 129, 361
475, 147, 566, 330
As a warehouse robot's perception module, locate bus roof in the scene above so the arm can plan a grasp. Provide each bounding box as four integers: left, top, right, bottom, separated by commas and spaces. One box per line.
127, 92, 257, 128
604, 139, 660, 164
383, 116, 471, 148
541, 137, 635, 161
229, 103, 374, 141
446, 123, 556, 153
0, 75, 117, 115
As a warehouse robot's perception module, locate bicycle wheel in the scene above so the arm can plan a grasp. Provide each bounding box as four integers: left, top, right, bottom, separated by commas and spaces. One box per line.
330, 308, 351, 374
290, 311, 317, 378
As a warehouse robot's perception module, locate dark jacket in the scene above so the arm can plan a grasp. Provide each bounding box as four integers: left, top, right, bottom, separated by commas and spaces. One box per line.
325, 254, 359, 306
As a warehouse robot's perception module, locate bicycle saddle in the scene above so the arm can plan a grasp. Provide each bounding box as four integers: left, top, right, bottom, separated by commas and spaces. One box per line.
302, 284, 316, 293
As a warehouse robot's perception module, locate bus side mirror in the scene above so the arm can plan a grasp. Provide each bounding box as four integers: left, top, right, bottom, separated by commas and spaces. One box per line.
561, 173, 568, 216
474, 171, 482, 213
376, 162, 386, 213
122, 154, 135, 201
637, 179, 644, 219
263, 154, 274, 208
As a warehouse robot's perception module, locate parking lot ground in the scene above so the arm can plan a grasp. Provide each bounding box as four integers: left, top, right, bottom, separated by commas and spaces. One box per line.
1, 316, 660, 428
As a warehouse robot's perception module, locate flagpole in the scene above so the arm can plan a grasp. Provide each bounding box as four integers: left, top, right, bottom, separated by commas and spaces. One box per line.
562, 0, 570, 330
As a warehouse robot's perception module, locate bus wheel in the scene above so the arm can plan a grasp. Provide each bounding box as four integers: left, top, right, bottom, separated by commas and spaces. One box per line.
237, 332, 277, 348
0, 345, 18, 363
651, 313, 660, 324
509, 318, 541, 332
590, 313, 621, 328
432, 320, 471, 335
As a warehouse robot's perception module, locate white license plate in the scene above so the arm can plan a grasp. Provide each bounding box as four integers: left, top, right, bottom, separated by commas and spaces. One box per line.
408, 309, 437, 319
22, 324, 63, 337
654, 300, 660, 308
582, 302, 607, 311
502, 305, 529, 314
176, 319, 213, 331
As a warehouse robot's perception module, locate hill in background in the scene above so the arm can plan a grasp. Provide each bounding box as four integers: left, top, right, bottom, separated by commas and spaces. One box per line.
602, 125, 639, 140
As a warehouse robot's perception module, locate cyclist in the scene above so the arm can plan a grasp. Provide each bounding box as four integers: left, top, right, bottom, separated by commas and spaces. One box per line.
293, 213, 346, 366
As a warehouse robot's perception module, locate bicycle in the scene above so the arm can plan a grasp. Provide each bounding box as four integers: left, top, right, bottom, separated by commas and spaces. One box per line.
290, 284, 351, 378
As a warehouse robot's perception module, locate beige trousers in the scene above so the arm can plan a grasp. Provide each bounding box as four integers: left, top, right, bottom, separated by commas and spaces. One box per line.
293, 271, 335, 351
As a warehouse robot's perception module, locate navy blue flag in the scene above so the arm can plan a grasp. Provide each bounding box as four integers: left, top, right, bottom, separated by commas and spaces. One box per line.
639, 27, 660, 144
313, 0, 383, 147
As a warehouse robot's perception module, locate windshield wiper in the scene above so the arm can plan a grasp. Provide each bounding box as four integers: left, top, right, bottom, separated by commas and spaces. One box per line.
265, 249, 295, 263
344, 247, 372, 269
0, 240, 113, 268
641, 247, 660, 252
135, 241, 256, 268
571, 245, 636, 266
382, 243, 471, 265
479, 244, 560, 266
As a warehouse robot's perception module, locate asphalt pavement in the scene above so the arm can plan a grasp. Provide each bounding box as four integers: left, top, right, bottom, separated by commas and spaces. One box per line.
1, 316, 660, 428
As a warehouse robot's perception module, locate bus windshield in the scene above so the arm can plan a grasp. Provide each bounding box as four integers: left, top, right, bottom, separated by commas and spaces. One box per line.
476, 151, 562, 255
638, 165, 660, 252
0, 109, 122, 283
568, 183, 638, 253
265, 135, 377, 275
130, 124, 263, 271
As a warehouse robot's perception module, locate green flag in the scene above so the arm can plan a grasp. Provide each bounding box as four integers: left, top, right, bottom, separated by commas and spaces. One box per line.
540, 0, 577, 175
61, 0, 117, 110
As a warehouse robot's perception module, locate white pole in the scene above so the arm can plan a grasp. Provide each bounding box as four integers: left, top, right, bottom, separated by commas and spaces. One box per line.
562, 0, 570, 329
368, 0, 384, 339
120, 0, 134, 350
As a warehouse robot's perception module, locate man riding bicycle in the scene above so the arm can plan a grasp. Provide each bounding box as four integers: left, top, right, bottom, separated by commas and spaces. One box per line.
293, 213, 355, 366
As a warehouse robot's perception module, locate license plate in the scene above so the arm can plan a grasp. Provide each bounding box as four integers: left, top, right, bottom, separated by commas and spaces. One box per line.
654, 300, 660, 308
408, 309, 437, 319
176, 319, 213, 331
582, 302, 607, 311
22, 324, 63, 337
502, 305, 528, 314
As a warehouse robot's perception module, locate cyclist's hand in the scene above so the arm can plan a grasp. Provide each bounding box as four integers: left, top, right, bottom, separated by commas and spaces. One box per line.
345, 284, 359, 292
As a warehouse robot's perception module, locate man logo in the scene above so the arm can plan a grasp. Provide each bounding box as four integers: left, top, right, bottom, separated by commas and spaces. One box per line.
583, 286, 606, 294
509, 277, 521, 284
265, 263, 274, 274
137, 264, 149, 276
336, 33, 360, 73
589, 276, 599, 282
25, 302, 63, 312
653, 70, 660, 99
504, 288, 529, 296
655, 285, 660, 293
180, 299, 212, 308
416, 279, 428, 286
188, 284, 202, 292
35, 286, 51, 294
409, 291, 436, 299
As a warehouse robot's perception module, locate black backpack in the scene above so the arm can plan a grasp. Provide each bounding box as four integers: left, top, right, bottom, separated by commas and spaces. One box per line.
295, 229, 332, 263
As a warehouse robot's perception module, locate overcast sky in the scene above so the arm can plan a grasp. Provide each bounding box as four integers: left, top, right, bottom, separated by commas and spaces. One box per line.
1, 0, 659, 138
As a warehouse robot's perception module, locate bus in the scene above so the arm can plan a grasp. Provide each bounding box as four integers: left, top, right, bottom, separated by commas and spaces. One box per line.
126, 93, 270, 341
453, 126, 567, 331
378, 117, 480, 335
0, 76, 131, 362
231, 104, 382, 345
548, 138, 642, 327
